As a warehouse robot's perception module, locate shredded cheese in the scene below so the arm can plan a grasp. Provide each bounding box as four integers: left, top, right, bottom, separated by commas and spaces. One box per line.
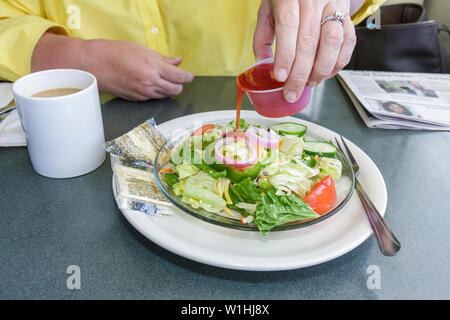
217, 180, 223, 197
256, 144, 265, 161
224, 180, 233, 205
223, 206, 234, 217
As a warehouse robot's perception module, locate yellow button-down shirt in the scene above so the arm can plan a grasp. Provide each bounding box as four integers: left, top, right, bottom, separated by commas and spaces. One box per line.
0, 0, 384, 82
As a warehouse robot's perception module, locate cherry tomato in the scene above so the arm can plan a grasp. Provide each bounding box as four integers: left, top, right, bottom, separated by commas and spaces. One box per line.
303, 175, 337, 215
191, 124, 216, 136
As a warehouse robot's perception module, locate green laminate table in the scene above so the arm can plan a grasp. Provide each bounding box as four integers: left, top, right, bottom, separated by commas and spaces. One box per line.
1, 77, 449, 300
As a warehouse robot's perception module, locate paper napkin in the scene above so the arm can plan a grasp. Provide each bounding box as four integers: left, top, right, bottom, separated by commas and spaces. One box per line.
0, 82, 26, 147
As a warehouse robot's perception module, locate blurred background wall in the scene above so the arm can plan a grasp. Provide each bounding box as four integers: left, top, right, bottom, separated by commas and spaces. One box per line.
384, 0, 423, 4
423, 0, 450, 27
383, 0, 450, 26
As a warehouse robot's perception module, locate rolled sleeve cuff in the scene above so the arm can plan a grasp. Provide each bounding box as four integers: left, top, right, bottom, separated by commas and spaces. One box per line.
0, 15, 69, 81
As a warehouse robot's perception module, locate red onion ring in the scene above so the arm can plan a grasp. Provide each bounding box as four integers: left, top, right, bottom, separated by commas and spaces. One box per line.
246, 126, 280, 149
214, 136, 258, 168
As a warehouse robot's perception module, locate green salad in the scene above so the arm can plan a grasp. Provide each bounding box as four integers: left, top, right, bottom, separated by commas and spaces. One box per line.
162, 119, 343, 235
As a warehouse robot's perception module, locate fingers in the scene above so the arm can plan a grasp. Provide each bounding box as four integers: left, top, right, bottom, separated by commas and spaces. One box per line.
149, 89, 169, 100
161, 55, 183, 66
330, 15, 356, 77
307, 5, 347, 86
130, 85, 177, 101
136, 73, 184, 99
121, 91, 152, 102
253, 0, 275, 61
133, 55, 192, 100
283, 1, 324, 102
122, 86, 167, 101
272, 0, 300, 82
160, 62, 194, 84
156, 78, 183, 96
135, 77, 183, 100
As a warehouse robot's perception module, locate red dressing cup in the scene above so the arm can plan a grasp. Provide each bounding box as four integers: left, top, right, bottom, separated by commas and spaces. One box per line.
237, 57, 311, 118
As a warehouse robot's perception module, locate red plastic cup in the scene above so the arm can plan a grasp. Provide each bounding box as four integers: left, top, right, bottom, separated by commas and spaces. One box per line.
239, 57, 311, 118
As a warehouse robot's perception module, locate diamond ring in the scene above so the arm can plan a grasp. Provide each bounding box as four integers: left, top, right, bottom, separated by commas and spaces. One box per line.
321, 10, 346, 27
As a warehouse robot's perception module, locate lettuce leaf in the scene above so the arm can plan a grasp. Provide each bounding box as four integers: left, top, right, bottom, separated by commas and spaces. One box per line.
267, 162, 316, 197
182, 182, 227, 213
164, 172, 179, 186
181, 171, 226, 213
185, 171, 217, 191
175, 163, 199, 179
318, 157, 342, 179
269, 174, 313, 197
229, 119, 251, 130
279, 135, 304, 157
228, 177, 261, 215
257, 176, 276, 192
172, 180, 186, 196
254, 192, 319, 235
229, 177, 261, 204
176, 147, 227, 179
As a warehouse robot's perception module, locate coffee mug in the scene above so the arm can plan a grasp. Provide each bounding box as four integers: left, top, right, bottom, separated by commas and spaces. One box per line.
12, 69, 106, 178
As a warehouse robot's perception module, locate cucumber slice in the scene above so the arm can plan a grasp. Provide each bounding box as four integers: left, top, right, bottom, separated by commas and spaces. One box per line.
268, 122, 307, 137
304, 141, 337, 157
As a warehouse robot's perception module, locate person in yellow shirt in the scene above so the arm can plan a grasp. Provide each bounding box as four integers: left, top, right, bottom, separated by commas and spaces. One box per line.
0, 0, 383, 102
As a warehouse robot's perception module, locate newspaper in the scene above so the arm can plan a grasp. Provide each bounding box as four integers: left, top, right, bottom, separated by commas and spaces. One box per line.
337, 70, 450, 130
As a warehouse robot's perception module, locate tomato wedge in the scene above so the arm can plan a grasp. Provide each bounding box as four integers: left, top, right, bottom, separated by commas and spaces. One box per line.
191, 124, 216, 136
303, 175, 336, 215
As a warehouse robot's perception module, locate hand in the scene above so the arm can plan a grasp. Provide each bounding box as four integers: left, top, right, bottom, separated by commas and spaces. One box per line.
32, 33, 194, 101
253, 0, 356, 102
85, 40, 194, 101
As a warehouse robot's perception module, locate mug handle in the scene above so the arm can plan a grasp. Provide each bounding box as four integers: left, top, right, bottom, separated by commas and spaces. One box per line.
14, 101, 29, 141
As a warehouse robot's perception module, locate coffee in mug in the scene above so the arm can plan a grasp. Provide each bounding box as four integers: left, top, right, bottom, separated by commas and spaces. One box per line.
31, 88, 83, 98
12, 69, 106, 178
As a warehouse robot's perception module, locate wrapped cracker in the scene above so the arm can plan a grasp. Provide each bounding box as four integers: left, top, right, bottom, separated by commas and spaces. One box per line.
105, 117, 170, 165
106, 118, 173, 216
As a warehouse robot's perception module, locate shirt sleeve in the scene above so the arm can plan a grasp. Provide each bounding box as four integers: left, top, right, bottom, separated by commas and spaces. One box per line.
351, 0, 386, 26
0, 2, 69, 81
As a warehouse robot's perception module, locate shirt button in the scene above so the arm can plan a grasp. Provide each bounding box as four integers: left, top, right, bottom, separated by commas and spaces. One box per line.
151, 27, 159, 34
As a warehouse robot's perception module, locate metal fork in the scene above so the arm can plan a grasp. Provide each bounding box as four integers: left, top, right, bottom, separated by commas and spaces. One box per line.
332, 136, 401, 256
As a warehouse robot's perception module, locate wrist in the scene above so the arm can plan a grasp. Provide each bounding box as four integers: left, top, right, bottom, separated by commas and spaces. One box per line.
80, 38, 110, 72
31, 33, 89, 72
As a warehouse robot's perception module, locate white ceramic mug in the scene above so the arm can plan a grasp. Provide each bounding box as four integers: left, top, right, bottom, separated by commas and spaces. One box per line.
12, 69, 106, 178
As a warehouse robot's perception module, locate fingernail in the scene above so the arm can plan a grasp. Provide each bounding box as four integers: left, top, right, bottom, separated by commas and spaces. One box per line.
277, 68, 288, 82
307, 81, 318, 87
285, 91, 298, 103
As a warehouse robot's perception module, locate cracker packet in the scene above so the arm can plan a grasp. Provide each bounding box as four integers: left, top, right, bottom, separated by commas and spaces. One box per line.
106, 118, 173, 216
105, 118, 171, 165
111, 155, 173, 216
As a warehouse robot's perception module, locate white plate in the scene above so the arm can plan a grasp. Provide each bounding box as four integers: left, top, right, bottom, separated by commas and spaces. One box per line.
114, 110, 387, 271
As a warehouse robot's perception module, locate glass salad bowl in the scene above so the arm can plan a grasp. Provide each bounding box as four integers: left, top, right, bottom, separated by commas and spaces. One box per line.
153, 119, 355, 232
